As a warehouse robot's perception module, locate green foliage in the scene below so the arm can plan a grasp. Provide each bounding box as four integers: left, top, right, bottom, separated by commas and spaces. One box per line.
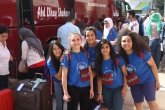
153, 0, 164, 16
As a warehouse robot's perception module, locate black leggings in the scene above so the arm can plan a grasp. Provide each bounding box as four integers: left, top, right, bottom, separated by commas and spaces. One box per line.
67, 85, 91, 110
28, 66, 44, 79
0, 75, 8, 89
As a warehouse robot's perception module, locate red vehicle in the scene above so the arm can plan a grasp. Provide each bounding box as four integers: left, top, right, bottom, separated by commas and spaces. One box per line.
0, 0, 130, 78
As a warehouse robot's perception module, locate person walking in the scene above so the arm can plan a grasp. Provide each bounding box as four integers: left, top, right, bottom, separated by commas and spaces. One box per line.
0, 25, 13, 89
146, 13, 162, 69
18, 28, 45, 79
116, 28, 160, 110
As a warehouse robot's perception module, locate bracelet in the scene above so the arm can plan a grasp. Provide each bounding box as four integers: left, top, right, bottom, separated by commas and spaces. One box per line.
97, 94, 101, 95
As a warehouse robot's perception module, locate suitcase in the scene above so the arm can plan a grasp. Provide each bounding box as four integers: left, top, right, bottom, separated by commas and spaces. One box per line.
0, 89, 14, 110
8, 78, 19, 103
15, 79, 52, 110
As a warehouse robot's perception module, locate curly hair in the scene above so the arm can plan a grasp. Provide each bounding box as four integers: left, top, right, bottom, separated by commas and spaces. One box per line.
116, 28, 150, 64
48, 40, 64, 72
94, 39, 119, 78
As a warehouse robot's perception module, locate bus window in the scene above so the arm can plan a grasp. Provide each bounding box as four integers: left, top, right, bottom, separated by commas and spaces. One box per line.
121, 2, 126, 18
18, 0, 34, 31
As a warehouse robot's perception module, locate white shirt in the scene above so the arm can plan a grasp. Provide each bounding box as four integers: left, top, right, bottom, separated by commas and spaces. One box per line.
128, 20, 139, 33
57, 22, 80, 49
21, 41, 45, 67
0, 42, 10, 75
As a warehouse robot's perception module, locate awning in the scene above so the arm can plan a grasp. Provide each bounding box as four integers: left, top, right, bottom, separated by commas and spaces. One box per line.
128, 2, 150, 10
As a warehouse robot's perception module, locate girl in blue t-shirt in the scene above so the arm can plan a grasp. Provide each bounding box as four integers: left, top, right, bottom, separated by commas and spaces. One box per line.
93, 21, 103, 40
95, 39, 127, 110
116, 28, 160, 110
61, 32, 94, 110
83, 26, 99, 99
46, 40, 64, 110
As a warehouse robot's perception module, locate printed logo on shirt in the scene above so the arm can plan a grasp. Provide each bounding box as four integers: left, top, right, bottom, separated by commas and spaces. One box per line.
103, 70, 116, 80
77, 62, 88, 73
126, 64, 136, 74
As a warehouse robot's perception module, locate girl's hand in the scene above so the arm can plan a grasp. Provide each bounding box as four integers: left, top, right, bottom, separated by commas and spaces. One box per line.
121, 86, 127, 99
89, 88, 94, 99
97, 95, 102, 103
63, 94, 71, 102
156, 80, 160, 91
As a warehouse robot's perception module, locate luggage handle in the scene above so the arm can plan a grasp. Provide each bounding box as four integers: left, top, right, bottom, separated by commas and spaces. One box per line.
35, 73, 43, 79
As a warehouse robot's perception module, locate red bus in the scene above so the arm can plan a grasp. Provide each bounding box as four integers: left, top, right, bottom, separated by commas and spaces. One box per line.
0, 0, 130, 78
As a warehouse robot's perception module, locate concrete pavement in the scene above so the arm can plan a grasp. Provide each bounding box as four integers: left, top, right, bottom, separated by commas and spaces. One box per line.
53, 72, 165, 110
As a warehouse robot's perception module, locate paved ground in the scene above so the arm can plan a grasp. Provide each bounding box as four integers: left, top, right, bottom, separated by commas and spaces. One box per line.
53, 72, 165, 110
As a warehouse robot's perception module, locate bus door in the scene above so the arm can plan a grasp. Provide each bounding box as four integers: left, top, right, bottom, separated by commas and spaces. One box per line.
17, 0, 34, 32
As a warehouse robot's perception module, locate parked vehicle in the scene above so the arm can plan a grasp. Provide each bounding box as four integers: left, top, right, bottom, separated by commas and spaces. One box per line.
0, 0, 130, 78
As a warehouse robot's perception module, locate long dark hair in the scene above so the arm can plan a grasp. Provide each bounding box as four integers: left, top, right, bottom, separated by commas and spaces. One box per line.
48, 40, 64, 71
116, 28, 150, 64
94, 39, 119, 78
93, 21, 103, 33
83, 26, 97, 50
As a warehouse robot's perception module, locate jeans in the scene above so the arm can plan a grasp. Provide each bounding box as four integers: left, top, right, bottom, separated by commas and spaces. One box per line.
102, 86, 124, 110
54, 82, 63, 110
149, 39, 161, 68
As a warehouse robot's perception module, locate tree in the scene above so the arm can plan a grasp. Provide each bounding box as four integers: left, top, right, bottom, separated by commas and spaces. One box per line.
153, 0, 164, 16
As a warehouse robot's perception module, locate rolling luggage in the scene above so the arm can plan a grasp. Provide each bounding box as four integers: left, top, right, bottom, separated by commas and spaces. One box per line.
8, 78, 19, 104
15, 79, 52, 110
0, 89, 14, 110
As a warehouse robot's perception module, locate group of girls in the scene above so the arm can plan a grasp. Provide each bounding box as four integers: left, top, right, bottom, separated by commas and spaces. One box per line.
46, 18, 160, 110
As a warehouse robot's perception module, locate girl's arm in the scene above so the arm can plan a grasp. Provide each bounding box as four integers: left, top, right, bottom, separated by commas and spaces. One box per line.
54, 66, 62, 80
62, 66, 71, 102
97, 77, 102, 102
147, 57, 160, 90
21, 41, 28, 60
121, 65, 128, 98
88, 66, 94, 99
9, 55, 13, 61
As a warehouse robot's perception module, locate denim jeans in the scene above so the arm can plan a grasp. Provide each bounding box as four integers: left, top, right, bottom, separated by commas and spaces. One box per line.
54, 82, 63, 110
102, 86, 124, 110
149, 39, 161, 68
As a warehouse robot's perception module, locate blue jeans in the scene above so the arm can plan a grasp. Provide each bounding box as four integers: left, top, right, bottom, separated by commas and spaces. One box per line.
54, 82, 63, 110
149, 39, 161, 68
102, 86, 124, 110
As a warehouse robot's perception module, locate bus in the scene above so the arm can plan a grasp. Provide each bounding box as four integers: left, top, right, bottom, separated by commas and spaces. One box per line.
0, 0, 130, 78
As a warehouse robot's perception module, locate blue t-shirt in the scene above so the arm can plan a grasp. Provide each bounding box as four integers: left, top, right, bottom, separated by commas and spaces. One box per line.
47, 59, 60, 83
126, 50, 155, 84
61, 51, 90, 87
87, 44, 98, 70
107, 28, 117, 41
96, 30, 103, 40
101, 56, 125, 89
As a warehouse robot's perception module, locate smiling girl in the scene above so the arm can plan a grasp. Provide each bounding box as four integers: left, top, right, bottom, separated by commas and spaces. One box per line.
47, 40, 64, 110
95, 39, 127, 110
116, 28, 160, 110
61, 33, 94, 110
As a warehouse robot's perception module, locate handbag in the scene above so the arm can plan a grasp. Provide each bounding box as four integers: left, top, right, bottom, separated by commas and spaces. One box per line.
9, 60, 15, 72
91, 99, 108, 110
18, 60, 28, 73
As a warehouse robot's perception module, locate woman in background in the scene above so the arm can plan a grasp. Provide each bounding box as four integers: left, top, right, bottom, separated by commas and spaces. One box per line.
18, 28, 45, 79
0, 25, 13, 89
